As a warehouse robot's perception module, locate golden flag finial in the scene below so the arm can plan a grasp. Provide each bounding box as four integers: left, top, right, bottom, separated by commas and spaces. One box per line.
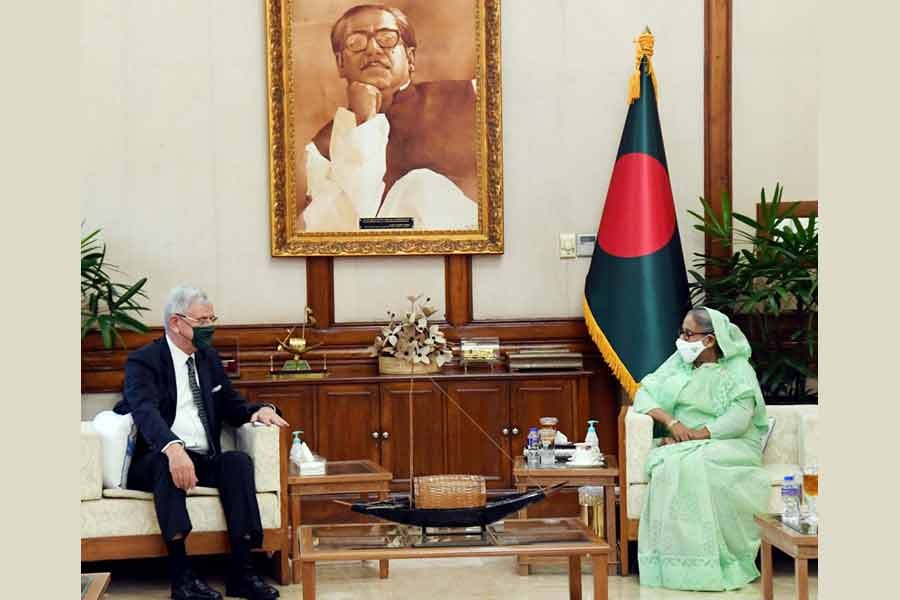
629, 28, 659, 104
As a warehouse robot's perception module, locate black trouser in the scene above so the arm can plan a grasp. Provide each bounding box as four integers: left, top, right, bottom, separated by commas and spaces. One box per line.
128, 448, 263, 548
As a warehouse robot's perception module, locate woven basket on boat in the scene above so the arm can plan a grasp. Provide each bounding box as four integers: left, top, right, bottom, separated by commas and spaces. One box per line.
414, 474, 487, 509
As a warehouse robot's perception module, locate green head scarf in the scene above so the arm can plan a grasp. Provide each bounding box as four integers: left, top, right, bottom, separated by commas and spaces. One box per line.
703, 306, 751, 361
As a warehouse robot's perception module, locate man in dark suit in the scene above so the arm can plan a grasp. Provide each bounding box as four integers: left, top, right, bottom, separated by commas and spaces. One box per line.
114, 285, 288, 600
302, 3, 478, 231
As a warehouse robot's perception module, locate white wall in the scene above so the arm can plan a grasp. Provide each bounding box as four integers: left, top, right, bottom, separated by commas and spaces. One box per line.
81, 1, 813, 325
473, 0, 705, 319
733, 0, 819, 239
81, 1, 305, 326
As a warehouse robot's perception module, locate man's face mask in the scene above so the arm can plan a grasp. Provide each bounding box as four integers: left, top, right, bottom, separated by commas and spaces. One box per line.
191, 325, 215, 350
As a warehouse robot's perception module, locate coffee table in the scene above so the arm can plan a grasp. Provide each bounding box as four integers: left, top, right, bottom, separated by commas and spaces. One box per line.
288, 459, 393, 583
298, 518, 609, 600
754, 513, 818, 600
81, 572, 110, 600
513, 455, 620, 575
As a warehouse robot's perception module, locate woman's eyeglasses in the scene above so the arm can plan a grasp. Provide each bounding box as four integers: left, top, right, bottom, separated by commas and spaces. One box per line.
678, 328, 712, 339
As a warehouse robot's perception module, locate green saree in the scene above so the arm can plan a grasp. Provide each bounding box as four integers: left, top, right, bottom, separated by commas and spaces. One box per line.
632, 307, 770, 591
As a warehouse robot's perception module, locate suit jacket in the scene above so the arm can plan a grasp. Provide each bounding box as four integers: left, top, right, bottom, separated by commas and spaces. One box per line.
313, 79, 477, 206
114, 336, 269, 459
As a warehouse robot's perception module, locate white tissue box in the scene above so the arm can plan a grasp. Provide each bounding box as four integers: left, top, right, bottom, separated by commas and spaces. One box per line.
298, 455, 327, 476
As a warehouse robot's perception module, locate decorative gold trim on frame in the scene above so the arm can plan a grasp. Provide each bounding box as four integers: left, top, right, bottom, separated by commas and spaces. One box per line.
265, 0, 504, 256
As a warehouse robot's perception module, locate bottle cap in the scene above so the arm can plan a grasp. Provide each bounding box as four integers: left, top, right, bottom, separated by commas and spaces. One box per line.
529, 426, 538, 431
784, 475, 794, 481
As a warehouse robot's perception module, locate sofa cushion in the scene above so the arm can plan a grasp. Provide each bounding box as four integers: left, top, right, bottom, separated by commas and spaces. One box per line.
102, 486, 221, 501
764, 462, 801, 485
81, 492, 280, 538
81, 423, 103, 501
762, 406, 801, 465
799, 410, 819, 467
91, 412, 137, 489
625, 408, 654, 484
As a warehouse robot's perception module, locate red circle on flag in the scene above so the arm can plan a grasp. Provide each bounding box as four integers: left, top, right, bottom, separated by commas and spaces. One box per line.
597, 153, 676, 257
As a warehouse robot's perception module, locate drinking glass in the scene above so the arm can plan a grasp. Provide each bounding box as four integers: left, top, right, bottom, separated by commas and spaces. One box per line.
802, 464, 819, 524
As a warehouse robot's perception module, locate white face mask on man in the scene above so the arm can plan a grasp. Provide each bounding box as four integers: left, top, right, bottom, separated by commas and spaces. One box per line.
675, 337, 709, 363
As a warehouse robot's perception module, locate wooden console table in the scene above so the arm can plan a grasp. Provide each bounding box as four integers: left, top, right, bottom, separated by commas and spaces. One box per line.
755, 513, 818, 600
513, 455, 620, 575
288, 459, 392, 583
298, 518, 609, 600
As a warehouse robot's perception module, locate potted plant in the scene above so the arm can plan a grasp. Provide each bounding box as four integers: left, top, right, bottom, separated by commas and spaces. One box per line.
688, 184, 818, 403
370, 294, 453, 375
81, 226, 150, 348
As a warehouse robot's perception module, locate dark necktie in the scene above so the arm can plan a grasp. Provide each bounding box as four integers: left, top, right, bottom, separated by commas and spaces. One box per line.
186, 356, 212, 454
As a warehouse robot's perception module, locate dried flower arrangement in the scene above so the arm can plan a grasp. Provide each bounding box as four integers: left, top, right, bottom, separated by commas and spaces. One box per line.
370, 294, 453, 373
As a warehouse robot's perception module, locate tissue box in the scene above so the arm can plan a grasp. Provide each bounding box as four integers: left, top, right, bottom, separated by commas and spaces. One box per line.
298, 455, 327, 476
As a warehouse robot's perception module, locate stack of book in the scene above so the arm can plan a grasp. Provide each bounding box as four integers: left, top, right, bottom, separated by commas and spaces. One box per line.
506, 348, 583, 371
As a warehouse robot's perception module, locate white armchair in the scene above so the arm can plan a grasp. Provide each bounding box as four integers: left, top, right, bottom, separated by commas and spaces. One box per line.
617, 403, 818, 574
80, 393, 290, 584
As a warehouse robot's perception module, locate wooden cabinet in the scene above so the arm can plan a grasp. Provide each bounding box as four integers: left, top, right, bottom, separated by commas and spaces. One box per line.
510, 379, 578, 458
315, 384, 380, 463
236, 372, 589, 494
380, 382, 444, 488
445, 381, 510, 489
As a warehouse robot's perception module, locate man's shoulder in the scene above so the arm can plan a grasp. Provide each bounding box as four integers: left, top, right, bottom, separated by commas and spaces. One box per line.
127, 336, 168, 364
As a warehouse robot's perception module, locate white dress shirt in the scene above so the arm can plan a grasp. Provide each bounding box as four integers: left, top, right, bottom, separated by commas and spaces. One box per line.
162, 335, 210, 454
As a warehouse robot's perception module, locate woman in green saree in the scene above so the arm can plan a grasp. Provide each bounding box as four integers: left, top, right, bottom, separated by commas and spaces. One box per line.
633, 306, 770, 591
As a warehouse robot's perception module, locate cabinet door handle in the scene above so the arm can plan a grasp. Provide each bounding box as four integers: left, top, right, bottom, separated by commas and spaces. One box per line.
501, 427, 510, 436
511, 427, 520, 436
372, 431, 380, 439
381, 431, 390, 440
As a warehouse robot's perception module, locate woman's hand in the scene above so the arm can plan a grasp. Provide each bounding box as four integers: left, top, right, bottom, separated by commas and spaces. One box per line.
688, 427, 711, 440
659, 437, 676, 446
669, 421, 693, 442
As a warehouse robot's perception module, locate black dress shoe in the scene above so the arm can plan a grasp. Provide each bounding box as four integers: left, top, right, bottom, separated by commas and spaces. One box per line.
224, 573, 280, 600
171, 571, 223, 600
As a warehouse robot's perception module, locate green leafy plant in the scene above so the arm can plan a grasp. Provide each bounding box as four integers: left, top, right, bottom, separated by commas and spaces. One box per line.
688, 183, 818, 402
81, 227, 150, 348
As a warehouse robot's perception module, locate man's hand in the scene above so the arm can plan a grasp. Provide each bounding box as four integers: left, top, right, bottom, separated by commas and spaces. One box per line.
347, 81, 382, 125
669, 421, 693, 443
163, 444, 198, 491
250, 406, 289, 427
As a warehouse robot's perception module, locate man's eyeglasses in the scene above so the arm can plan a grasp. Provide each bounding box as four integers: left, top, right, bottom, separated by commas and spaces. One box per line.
176, 313, 218, 326
344, 28, 401, 53
678, 328, 712, 340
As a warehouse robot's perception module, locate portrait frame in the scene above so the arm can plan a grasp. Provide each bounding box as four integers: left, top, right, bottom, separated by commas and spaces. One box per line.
265, 0, 504, 256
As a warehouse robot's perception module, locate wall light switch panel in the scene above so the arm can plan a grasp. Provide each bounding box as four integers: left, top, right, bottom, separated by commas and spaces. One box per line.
576, 233, 597, 257
559, 233, 577, 258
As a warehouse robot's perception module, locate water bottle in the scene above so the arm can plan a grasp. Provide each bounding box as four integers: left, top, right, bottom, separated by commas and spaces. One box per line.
781, 475, 801, 524
526, 427, 540, 467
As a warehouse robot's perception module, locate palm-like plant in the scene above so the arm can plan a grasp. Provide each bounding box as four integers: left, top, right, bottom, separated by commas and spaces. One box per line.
688, 184, 818, 402
81, 227, 150, 348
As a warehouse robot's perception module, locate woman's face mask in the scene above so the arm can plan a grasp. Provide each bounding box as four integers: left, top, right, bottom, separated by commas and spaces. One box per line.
675, 337, 709, 363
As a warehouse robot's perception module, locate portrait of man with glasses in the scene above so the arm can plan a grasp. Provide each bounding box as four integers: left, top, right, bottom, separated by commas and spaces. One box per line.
299, 3, 479, 232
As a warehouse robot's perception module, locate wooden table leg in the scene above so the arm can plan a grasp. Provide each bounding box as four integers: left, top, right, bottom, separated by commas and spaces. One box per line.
568, 555, 583, 600
516, 483, 530, 575
591, 552, 608, 600
604, 484, 618, 575
302, 561, 316, 600
291, 494, 302, 584
760, 540, 773, 600
795, 558, 809, 600
378, 489, 390, 579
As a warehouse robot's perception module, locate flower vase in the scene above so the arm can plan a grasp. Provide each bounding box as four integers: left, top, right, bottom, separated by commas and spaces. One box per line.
378, 355, 440, 375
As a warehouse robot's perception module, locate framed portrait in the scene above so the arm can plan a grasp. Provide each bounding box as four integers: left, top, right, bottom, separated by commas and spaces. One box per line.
265, 0, 504, 256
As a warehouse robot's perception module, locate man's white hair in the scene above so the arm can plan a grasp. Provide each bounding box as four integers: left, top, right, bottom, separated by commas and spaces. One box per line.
163, 284, 210, 330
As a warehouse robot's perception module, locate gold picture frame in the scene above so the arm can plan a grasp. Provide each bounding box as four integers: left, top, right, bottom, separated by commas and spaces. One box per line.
265, 0, 504, 256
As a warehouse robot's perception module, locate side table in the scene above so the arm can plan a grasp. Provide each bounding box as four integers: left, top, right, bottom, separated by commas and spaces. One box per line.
288, 459, 393, 583
513, 455, 620, 575
754, 513, 818, 600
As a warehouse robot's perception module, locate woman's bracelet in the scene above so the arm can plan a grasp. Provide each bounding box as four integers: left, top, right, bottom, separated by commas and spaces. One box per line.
667, 418, 680, 429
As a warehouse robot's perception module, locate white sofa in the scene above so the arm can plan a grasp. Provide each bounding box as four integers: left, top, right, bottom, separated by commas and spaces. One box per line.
80, 393, 289, 583
622, 403, 819, 519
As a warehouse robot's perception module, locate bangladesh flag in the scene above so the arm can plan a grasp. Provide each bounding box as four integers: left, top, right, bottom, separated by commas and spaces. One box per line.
583, 30, 690, 399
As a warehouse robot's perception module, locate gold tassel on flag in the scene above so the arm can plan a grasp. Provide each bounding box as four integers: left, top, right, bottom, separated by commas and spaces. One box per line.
628, 27, 658, 104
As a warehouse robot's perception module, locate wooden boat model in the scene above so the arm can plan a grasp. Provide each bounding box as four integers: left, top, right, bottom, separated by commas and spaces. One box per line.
350, 482, 566, 529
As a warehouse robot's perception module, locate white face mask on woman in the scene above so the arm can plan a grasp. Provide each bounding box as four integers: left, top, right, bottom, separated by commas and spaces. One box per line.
675, 337, 708, 363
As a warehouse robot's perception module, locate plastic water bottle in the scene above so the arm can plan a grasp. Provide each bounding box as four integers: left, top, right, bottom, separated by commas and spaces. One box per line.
526, 427, 540, 467
781, 475, 801, 525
